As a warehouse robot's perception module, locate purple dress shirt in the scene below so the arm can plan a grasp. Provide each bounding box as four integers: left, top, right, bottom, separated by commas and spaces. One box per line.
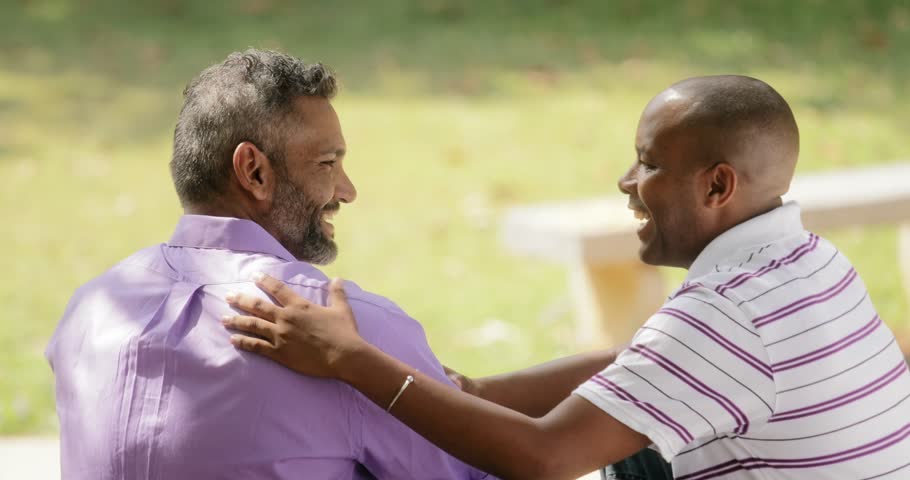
47, 215, 490, 480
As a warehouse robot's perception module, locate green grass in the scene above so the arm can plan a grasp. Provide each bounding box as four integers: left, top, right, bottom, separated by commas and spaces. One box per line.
2, 0, 909, 434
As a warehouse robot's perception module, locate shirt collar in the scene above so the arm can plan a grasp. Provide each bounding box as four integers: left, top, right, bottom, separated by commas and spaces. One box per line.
687, 201, 804, 280
169, 215, 297, 262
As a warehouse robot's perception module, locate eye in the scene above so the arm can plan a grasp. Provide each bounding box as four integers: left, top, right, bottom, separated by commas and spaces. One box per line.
639, 160, 657, 172
320, 160, 336, 168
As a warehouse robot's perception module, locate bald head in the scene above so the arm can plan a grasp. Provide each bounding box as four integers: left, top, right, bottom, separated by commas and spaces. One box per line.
643, 75, 799, 200
622, 76, 801, 268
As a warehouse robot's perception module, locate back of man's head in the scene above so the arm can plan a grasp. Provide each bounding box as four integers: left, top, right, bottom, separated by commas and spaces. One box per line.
669, 75, 800, 198
170, 49, 337, 207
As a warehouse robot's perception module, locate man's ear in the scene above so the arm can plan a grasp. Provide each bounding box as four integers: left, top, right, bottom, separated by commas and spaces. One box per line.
232, 141, 276, 202
705, 162, 737, 208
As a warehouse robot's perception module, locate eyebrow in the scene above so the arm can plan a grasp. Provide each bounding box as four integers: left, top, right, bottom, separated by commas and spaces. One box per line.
318, 147, 346, 158
636, 148, 656, 163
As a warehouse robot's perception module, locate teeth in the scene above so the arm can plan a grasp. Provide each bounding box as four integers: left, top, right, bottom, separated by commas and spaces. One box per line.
632, 210, 650, 221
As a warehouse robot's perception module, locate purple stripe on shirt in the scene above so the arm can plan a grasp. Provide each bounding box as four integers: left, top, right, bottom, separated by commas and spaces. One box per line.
716, 234, 819, 296
753, 268, 857, 328
677, 421, 910, 480
772, 315, 881, 372
630, 344, 750, 435
777, 336, 895, 395
740, 389, 910, 444
589, 374, 694, 444
671, 282, 705, 300
736, 248, 841, 309
769, 360, 908, 422
658, 307, 772, 379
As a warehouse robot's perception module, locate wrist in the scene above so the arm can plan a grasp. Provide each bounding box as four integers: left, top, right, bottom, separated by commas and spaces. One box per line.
333, 340, 382, 384
469, 376, 489, 400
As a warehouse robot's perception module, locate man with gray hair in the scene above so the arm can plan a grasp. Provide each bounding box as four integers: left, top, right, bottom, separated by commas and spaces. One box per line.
46, 49, 492, 479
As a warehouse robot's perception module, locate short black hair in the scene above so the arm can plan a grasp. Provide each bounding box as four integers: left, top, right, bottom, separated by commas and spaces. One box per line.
170, 49, 337, 206
673, 75, 799, 151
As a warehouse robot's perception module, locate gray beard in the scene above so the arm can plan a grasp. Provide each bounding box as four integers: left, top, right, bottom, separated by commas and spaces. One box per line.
268, 177, 338, 265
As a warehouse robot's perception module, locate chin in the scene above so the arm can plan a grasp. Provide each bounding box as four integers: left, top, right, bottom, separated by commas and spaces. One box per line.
638, 245, 659, 266
638, 257, 656, 266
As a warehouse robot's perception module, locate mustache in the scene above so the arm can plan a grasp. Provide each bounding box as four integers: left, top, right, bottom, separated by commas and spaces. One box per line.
322, 202, 341, 213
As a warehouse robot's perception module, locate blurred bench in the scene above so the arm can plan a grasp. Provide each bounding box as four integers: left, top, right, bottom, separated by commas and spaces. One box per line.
501, 162, 910, 348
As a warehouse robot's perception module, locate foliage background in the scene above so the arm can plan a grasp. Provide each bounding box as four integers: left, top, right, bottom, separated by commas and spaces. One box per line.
2, 0, 908, 434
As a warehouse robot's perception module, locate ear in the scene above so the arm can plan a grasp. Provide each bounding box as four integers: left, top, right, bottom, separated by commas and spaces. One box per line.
704, 162, 737, 208
232, 141, 277, 202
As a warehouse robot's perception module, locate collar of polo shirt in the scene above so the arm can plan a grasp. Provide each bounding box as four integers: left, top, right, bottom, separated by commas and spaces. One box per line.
687, 201, 804, 281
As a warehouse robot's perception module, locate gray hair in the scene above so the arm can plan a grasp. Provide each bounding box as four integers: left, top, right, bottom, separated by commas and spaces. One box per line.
170, 49, 337, 206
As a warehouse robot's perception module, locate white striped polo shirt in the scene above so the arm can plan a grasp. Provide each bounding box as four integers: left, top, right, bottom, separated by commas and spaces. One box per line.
575, 201, 910, 479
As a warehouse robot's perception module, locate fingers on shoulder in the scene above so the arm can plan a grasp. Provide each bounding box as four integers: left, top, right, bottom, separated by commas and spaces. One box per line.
229, 334, 277, 357
223, 314, 277, 339
327, 277, 354, 312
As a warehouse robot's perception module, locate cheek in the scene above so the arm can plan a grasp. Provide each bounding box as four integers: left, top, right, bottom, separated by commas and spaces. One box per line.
640, 178, 689, 233
663, 194, 703, 244
303, 174, 334, 202
637, 175, 664, 209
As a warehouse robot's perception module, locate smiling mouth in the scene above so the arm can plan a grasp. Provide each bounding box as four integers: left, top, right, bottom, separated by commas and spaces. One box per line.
629, 205, 651, 232
320, 205, 339, 237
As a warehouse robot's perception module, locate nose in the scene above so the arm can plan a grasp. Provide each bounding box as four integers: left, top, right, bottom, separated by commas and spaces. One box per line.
335, 166, 357, 204
618, 163, 637, 195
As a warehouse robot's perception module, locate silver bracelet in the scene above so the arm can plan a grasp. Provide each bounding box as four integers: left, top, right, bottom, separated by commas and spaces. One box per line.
386, 375, 415, 412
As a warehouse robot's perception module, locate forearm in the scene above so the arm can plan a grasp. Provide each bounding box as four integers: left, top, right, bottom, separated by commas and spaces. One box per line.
223, 275, 650, 478
339, 343, 567, 479
473, 346, 625, 417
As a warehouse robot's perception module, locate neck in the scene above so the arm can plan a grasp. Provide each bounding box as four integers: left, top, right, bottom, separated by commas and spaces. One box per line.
734, 196, 783, 226
184, 192, 265, 224
682, 197, 783, 270
185, 199, 289, 255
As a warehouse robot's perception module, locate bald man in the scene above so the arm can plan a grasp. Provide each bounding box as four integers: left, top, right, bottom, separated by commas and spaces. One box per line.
223, 76, 910, 479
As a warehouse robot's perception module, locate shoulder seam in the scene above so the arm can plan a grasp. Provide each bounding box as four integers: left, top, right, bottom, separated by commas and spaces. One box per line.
281, 280, 406, 317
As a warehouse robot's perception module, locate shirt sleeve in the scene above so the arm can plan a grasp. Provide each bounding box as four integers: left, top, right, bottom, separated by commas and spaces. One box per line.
348, 299, 491, 480
573, 287, 776, 462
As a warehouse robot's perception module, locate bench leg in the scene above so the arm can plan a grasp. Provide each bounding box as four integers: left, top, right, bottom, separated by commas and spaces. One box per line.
898, 223, 910, 362
900, 223, 910, 320
568, 261, 667, 349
